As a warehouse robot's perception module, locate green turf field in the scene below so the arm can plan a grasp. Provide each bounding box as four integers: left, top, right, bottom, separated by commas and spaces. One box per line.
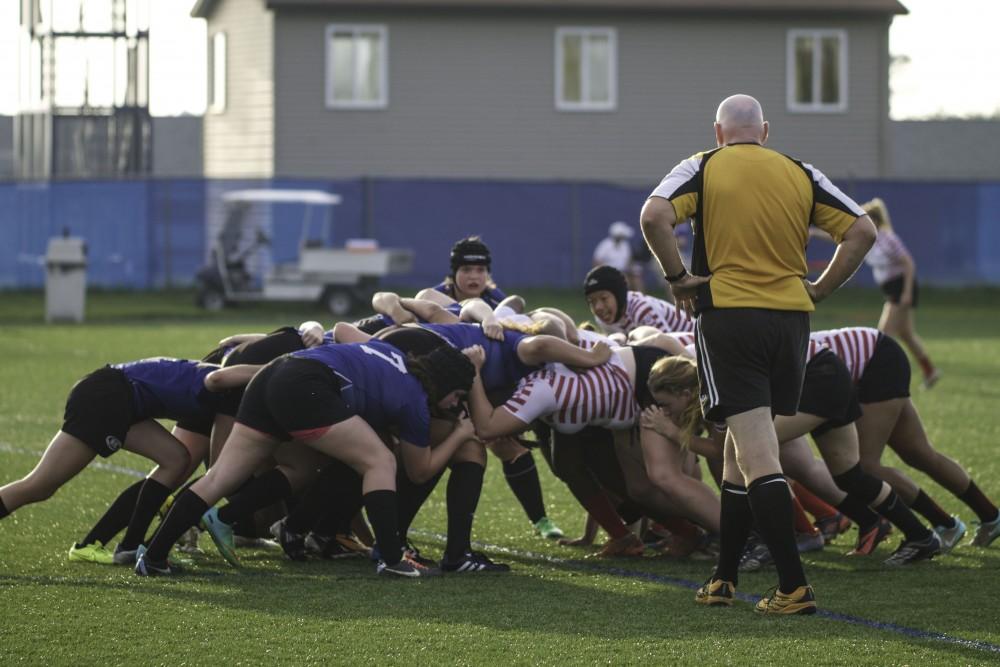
1, 288, 999, 665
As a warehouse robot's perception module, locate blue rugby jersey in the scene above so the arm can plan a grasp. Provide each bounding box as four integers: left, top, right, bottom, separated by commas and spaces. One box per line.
293, 341, 431, 447
113, 358, 224, 423
418, 323, 539, 391
326, 302, 464, 342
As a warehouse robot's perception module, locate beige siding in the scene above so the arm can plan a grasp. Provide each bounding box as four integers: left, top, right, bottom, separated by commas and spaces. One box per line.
272, 9, 888, 182
203, 0, 274, 178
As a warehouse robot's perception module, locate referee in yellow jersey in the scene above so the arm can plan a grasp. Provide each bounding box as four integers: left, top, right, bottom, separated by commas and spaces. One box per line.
640, 94, 876, 615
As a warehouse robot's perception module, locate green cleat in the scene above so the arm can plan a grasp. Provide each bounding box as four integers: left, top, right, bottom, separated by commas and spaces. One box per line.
533, 516, 565, 540
201, 507, 240, 567
68, 543, 115, 565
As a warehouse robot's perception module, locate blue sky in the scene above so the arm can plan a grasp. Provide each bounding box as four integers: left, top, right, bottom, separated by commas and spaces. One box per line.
1, 0, 998, 119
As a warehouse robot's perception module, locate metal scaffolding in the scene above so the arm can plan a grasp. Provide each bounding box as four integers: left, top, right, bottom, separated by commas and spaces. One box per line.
15, 0, 152, 180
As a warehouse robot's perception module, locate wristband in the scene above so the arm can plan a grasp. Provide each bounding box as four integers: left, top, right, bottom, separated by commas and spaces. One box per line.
665, 268, 688, 283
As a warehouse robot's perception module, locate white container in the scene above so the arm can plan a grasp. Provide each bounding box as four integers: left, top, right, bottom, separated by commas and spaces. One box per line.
45, 237, 87, 323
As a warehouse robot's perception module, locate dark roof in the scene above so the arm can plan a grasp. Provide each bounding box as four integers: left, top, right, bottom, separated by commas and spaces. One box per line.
265, 0, 907, 14
195, 0, 907, 18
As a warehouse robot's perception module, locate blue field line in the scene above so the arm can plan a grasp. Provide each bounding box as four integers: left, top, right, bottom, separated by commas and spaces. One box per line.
411, 529, 1000, 656
4, 441, 998, 655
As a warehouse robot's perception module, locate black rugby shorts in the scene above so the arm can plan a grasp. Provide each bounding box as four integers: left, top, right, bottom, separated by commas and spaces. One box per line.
695, 308, 809, 422
857, 334, 911, 403
797, 349, 862, 437
62, 366, 136, 458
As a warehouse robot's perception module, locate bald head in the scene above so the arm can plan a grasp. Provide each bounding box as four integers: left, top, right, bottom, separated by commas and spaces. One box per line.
714, 94, 768, 146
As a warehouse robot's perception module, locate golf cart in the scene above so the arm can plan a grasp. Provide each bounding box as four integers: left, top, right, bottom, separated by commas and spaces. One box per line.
195, 189, 413, 316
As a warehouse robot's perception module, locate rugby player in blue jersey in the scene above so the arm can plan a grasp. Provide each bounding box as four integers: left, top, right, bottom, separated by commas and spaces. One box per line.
0, 357, 246, 565
134, 342, 477, 578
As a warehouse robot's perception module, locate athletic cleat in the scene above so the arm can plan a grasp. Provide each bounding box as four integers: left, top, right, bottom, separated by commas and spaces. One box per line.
133, 545, 183, 577
814, 512, 852, 544
404, 541, 438, 568
739, 539, 773, 573
304, 533, 364, 560
847, 518, 893, 556
112, 544, 139, 566
202, 507, 240, 567
694, 578, 735, 607
269, 519, 307, 561
234, 536, 281, 550
534, 516, 565, 540
176, 526, 202, 554
440, 550, 511, 573
755, 585, 817, 615
68, 543, 115, 565
969, 514, 1000, 548
589, 532, 646, 559
377, 555, 441, 578
796, 531, 825, 554
933, 516, 967, 552
884, 533, 942, 566
335, 533, 373, 557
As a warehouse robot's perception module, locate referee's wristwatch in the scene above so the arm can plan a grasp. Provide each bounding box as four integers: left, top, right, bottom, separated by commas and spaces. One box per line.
664, 268, 688, 283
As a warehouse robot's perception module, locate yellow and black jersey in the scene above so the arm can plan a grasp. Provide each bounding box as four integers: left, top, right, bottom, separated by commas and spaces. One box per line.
650, 143, 864, 312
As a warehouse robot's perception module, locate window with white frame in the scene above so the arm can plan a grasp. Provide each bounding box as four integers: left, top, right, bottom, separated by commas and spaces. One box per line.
325, 25, 388, 109
208, 32, 226, 113
787, 29, 847, 112
556, 27, 616, 111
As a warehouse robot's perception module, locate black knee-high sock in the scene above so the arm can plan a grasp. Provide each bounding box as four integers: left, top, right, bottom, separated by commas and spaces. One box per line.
364, 490, 402, 566
396, 468, 445, 537
747, 474, 808, 593
617, 500, 645, 526
146, 491, 209, 561
834, 464, 931, 541
217, 469, 292, 525
503, 453, 546, 524
714, 481, 753, 585
79, 479, 145, 546
959, 480, 1000, 522
286, 462, 361, 535
0, 495, 9, 519
833, 464, 887, 531
119, 479, 172, 550
875, 492, 932, 542
445, 462, 486, 560
910, 489, 955, 528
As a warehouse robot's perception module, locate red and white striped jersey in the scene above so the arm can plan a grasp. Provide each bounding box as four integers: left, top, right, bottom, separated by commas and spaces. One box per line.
864, 228, 910, 285
810, 327, 881, 383
598, 291, 695, 336
806, 338, 830, 364
666, 331, 696, 347
503, 354, 636, 434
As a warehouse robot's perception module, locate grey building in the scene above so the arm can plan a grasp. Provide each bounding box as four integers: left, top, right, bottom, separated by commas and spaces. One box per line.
191, 0, 907, 182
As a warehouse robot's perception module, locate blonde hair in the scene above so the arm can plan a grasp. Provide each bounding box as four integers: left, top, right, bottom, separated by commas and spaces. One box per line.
647, 356, 703, 447
861, 197, 893, 231
498, 318, 550, 337
578, 320, 598, 332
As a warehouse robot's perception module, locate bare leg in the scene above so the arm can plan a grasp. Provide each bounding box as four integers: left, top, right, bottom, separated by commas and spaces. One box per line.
888, 399, 970, 496
0, 431, 96, 512
638, 426, 720, 532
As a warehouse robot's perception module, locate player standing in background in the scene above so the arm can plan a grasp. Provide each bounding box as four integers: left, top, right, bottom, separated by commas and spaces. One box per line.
641, 93, 876, 614
861, 198, 940, 388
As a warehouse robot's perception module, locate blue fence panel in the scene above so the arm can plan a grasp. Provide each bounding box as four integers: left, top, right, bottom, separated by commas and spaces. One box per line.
1, 177, 998, 290
149, 179, 206, 287
369, 179, 575, 289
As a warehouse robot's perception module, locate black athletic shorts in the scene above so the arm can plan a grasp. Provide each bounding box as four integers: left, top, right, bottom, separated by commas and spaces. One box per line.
695, 308, 810, 422
62, 366, 136, 458
236, 356, 353, 442
797, 349, 862, 437
375, 325, 447, 356
631, 345, 671, 409
216, 327, 307, 418
857, 334, 911, 403
879, 276, 920, 308
224, 327, 305, 365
